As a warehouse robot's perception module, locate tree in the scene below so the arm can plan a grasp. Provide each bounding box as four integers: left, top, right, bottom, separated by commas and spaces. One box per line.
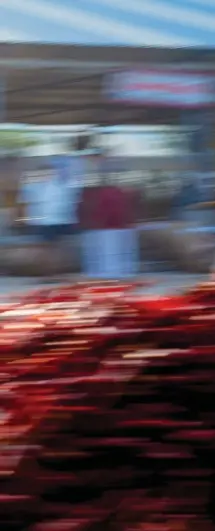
0, 130, 38, 156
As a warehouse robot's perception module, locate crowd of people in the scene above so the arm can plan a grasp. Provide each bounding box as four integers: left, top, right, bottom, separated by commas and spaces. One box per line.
18, 154, 140, 279
15, 153, 215, 280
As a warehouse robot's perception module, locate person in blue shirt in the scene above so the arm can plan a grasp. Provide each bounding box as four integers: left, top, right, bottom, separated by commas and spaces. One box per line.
172, 175, 200, 222
19, 164, 73, 279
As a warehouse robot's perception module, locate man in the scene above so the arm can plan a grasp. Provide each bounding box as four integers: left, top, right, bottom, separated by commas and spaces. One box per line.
95, 172, 138, 278
174, 175, 200, 223
52, 154, 83, 235
77, 182, 99, 278
78, 155, 138, 279
19, 164, 72, 279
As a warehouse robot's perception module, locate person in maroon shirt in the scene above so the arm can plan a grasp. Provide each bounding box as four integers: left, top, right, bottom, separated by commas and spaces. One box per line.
78, 157, 139, 278
77, 183, 100, 277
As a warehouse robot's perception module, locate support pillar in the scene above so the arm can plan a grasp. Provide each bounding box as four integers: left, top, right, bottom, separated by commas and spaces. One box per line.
0, 78, 6, 124
180, 109, 213, 173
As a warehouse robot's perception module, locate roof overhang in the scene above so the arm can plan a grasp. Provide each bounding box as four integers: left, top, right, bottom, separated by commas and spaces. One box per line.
2, 43, 215, 125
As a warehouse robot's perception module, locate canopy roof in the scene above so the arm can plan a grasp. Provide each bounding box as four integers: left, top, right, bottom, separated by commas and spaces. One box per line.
2, 44, 215, 125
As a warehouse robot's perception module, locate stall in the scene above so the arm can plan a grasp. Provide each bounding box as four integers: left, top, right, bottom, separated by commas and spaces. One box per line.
0, 44, 215, 275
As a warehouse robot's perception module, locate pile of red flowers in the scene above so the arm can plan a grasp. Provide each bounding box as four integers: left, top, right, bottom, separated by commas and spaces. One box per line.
0, 280, 215, 531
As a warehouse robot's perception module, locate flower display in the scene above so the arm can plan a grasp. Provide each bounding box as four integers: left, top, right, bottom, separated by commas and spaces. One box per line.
0, 280, 215, 530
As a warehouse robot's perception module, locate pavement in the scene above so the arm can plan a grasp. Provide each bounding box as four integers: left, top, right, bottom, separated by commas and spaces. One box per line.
0, 273, 207, 300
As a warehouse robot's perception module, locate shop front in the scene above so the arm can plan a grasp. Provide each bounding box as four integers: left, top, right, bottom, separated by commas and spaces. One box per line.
0, 45, 215, 275
106, 68, 214, 166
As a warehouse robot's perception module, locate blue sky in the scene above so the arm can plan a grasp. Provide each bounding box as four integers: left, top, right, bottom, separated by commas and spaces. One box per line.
0, 0, 215, 46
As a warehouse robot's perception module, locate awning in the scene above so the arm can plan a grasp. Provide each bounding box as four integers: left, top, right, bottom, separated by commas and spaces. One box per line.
2, 44, 215, 125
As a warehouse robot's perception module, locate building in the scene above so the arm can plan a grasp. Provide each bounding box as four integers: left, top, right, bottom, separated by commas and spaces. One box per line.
0, 3, 215, 211
0, 2, 214, 272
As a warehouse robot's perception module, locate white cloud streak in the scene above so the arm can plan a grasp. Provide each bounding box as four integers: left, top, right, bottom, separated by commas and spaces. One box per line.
0, 27, 33, 41
90, 0, 215, 34
0, 0, 201, 46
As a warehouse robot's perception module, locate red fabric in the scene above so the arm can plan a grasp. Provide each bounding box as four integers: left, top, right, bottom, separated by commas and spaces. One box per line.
78, 185, 135, 231
77, 187, 98, 231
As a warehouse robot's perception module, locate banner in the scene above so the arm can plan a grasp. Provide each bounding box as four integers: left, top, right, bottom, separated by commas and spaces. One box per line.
106, 70, 214, 108
100, 127, 191, 157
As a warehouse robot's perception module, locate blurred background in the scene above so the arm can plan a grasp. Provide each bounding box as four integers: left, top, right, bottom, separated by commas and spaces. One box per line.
0, 2, 215, 288
1, 8, 215, 531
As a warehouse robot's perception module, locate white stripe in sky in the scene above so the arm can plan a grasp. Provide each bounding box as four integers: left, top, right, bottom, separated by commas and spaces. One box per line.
186, 0, 215, 8
0, 0, 202, 46
0, 27, 33, 41
91, 0, 215, 34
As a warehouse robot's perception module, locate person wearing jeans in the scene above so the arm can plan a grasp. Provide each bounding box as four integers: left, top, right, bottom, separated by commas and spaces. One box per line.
95, 179, 138, 279
19, 165, 72, 280
77, 185, 101, 278
78, 163, 138, 279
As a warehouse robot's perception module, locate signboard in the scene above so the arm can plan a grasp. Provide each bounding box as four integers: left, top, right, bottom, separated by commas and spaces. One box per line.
106, 70, 214, 108
100, 128, 190, 157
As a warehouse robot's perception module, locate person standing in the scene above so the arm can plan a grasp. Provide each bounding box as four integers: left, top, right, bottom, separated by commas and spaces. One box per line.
77, 183, 99, 278
172, 175, 200, 223
78, 156, 139, 279
19, 163, 72, 279
96, 173, 138, 279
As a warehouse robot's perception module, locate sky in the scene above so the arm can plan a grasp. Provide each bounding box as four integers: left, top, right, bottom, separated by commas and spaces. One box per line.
0, 0, 215, 47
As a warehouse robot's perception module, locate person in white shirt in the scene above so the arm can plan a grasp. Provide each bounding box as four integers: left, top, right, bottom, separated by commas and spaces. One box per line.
19, 164, 72, 278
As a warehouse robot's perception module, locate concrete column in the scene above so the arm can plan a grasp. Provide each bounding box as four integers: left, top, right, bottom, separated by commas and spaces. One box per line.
0, 79, 6, 123
180, 109, 213, 172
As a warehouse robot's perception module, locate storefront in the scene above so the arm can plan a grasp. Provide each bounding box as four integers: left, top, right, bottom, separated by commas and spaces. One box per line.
106, 69, 215, 170
0, 121, 213, 226
0, 44, 215, 275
